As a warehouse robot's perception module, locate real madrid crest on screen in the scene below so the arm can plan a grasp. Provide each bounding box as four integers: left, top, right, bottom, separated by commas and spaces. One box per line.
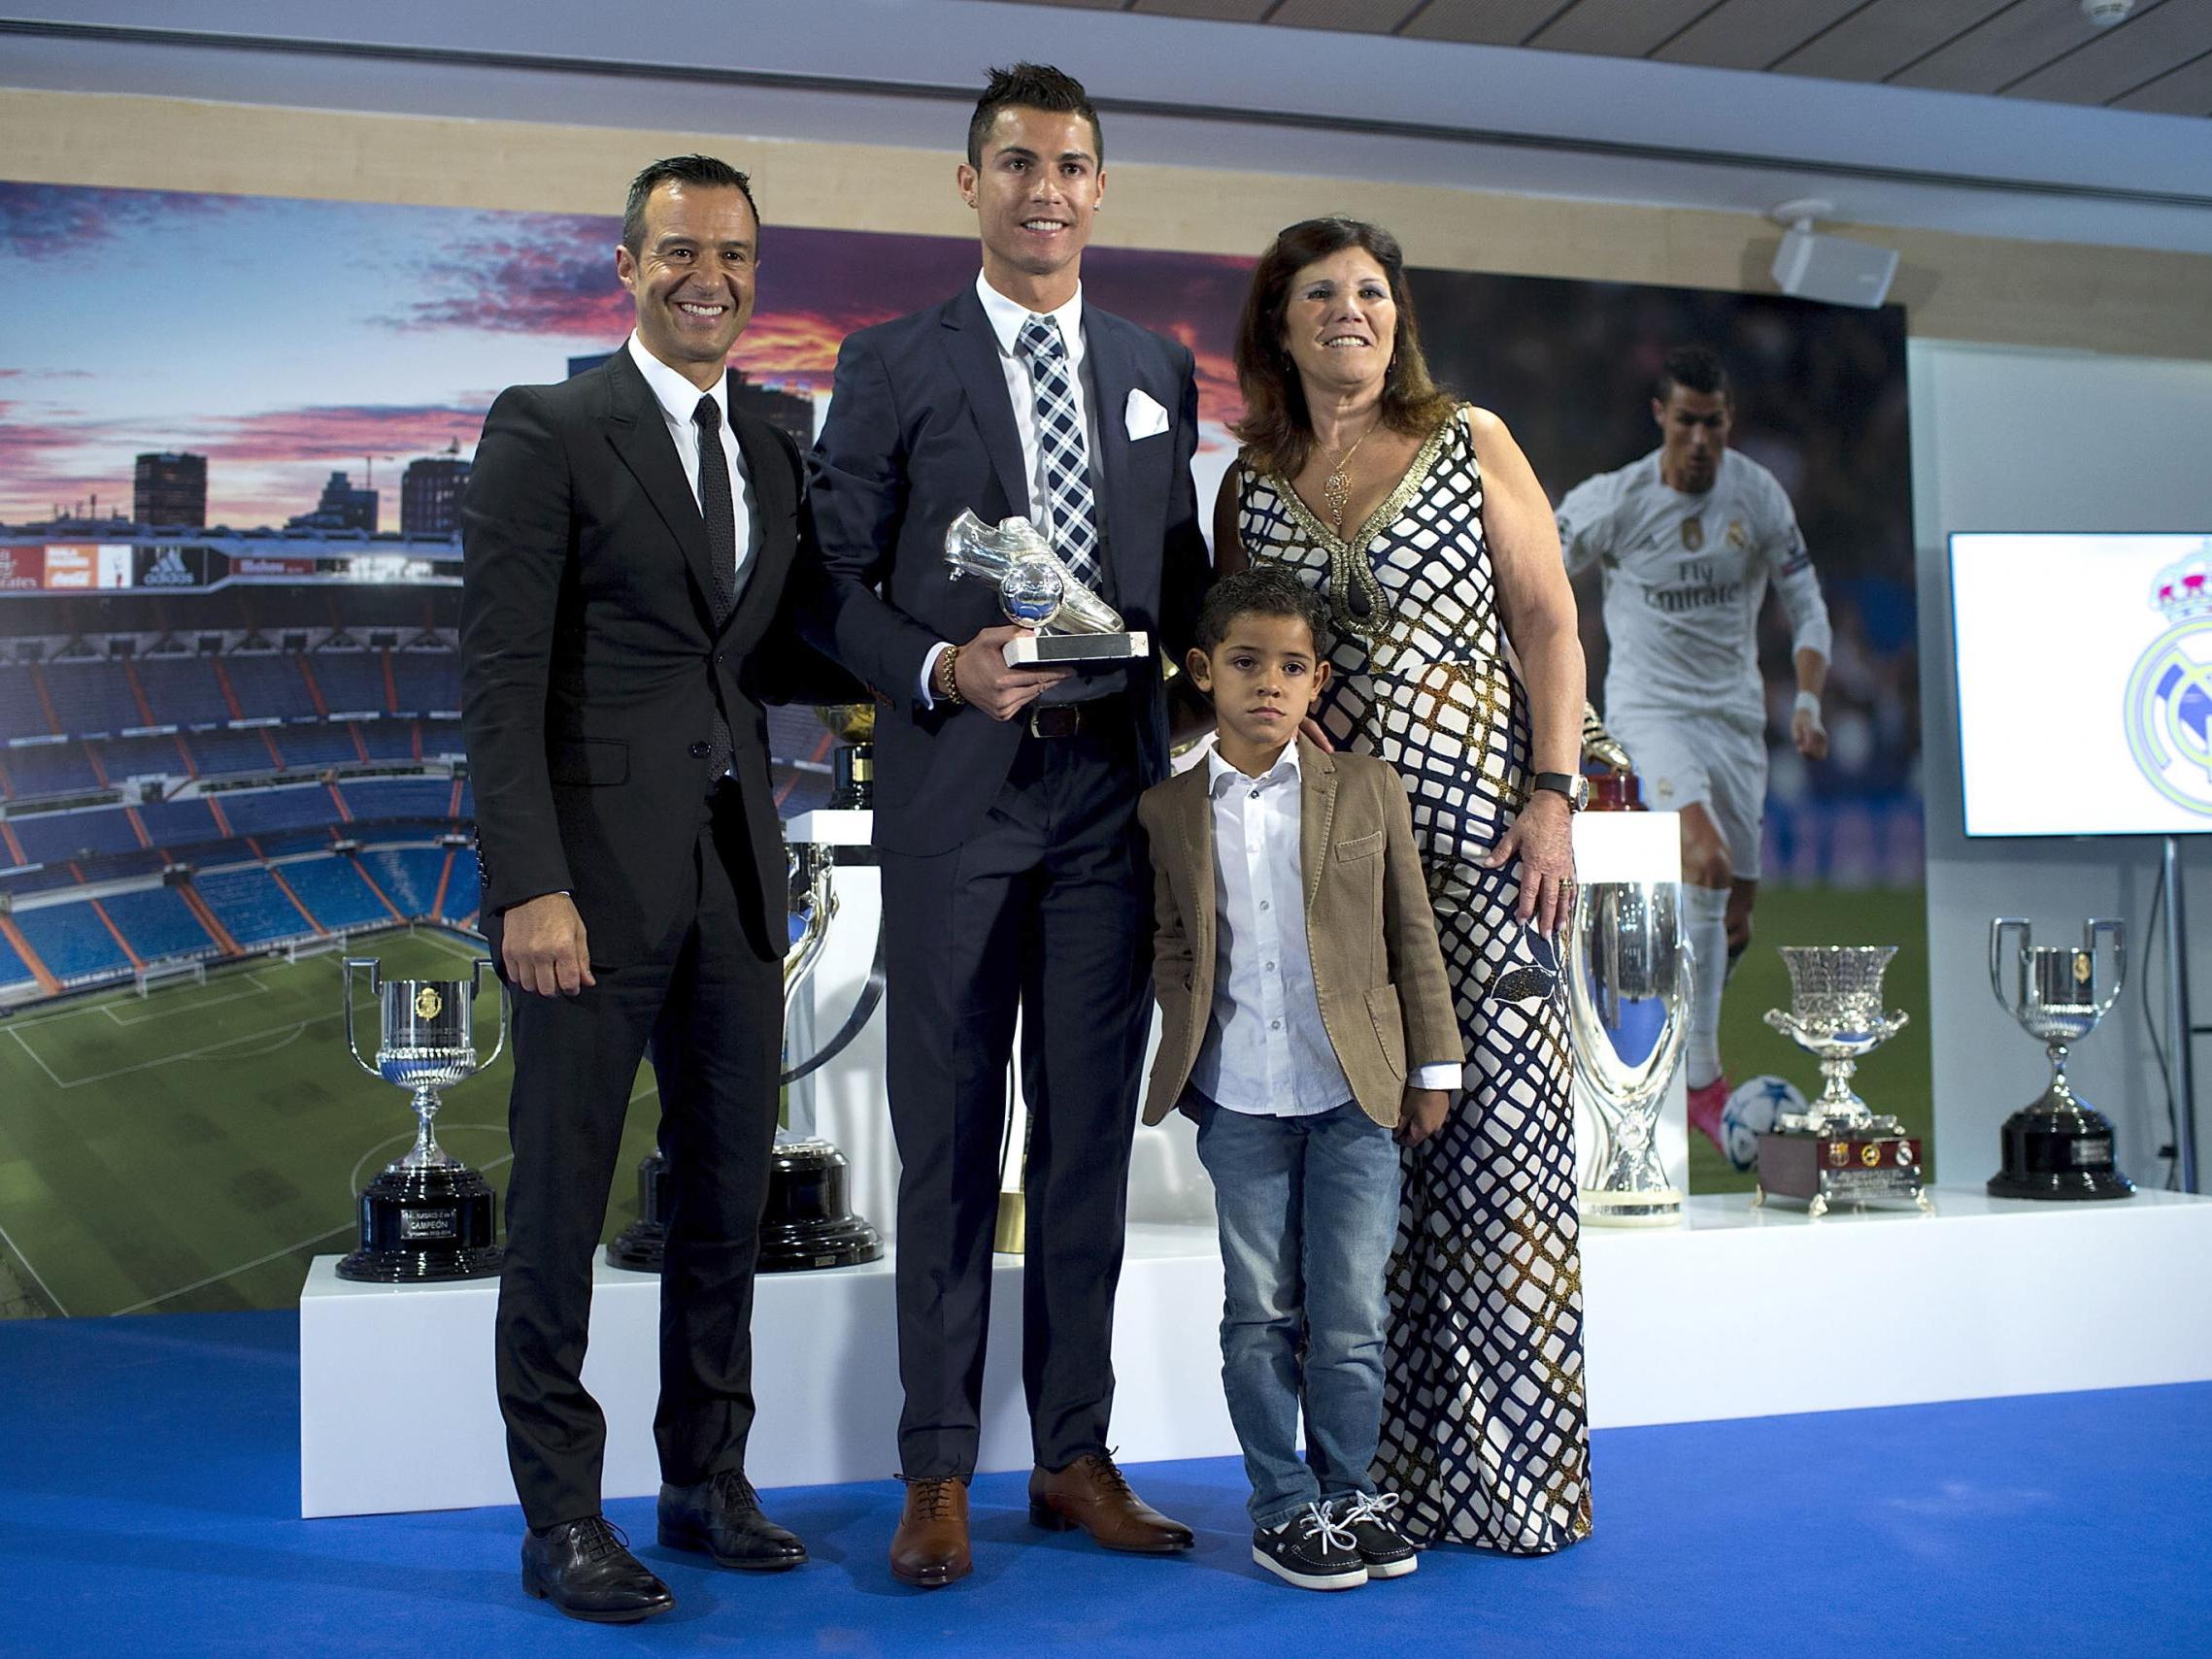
2125, 545, 2212, 816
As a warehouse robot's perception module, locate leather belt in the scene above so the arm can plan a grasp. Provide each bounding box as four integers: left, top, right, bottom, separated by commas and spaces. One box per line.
1027, 703, 1086, 739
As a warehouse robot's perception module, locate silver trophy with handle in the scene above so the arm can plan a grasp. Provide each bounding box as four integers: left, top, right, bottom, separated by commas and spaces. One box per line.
943, 509, 1147, 664
337, 956, 507, 1281
1987, 917, 2133, 1201
1565, 878, 1693, 1225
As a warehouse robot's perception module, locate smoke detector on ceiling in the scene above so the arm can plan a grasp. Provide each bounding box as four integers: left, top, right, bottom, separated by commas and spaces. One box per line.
2081, 0, 2134, 25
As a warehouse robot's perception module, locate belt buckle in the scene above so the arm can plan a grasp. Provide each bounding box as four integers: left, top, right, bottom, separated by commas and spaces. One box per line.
1027, 704, 1078, 739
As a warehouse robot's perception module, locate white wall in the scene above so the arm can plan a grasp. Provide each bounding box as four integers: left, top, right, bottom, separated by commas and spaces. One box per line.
1911, 341, 2212, 1191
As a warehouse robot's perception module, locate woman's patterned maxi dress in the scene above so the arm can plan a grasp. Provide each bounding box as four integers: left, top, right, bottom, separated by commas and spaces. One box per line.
1236, 411, 1592, 1554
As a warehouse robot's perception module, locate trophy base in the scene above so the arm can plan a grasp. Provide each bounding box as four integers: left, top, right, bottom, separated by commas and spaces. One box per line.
993, 1189, 1025, 1254
1579, 1185, 1684, 1227
1754, 1128, 1931, 1218
1006, 631, 1148, 665
758, 1141, 884, 1274
337, 1164, 503, 1282
1987, 1101, 2135, 1201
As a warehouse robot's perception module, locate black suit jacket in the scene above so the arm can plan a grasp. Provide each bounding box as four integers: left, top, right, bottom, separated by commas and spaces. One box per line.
800, 284, 1210, 857
459, 348, 800, 967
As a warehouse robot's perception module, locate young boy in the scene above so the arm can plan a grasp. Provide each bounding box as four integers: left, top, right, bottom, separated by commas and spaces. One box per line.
1138, 567, 1463, 1590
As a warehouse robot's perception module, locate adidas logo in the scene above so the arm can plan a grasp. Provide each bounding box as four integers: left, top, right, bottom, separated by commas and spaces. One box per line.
142, 547, 196, 586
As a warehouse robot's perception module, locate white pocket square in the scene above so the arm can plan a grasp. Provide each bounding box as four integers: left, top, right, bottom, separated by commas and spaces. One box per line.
1124, 387, 1169, 441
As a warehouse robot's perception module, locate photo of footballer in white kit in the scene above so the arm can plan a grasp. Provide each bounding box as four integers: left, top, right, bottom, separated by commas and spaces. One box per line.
1404, 272, 1922, 1192
1556, 345, 1835, 1165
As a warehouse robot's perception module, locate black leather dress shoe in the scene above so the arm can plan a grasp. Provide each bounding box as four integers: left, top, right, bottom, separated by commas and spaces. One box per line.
520, 1516, 675, 1623
658, 1470, 808, 1572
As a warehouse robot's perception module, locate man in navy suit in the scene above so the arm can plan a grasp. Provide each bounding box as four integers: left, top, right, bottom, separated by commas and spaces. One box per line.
802, 64, 1209, 1586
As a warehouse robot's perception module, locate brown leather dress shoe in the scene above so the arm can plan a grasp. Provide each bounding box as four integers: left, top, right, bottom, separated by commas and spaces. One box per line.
1028, 1453, 1195, 1553
890, 1476, 971, 1588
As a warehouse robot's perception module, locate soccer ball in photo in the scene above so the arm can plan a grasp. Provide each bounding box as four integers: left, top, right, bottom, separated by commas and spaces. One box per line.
1720, 1076, 1804, 1172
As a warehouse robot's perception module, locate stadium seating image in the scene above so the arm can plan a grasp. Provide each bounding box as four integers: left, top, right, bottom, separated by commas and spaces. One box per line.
98, 733, 191, 781
39, 658, 146, 736
440, 847, 480, 925
310, 651, 387, 714
270, 724, 360, 768
0, 931, 34, 993
192, 865, 316, 947
281, 857, 397, 933
133, 656, 232, 727
136, 796, 221, 848
98, 885, 214, 962
1, 741, 98, 801
0, 664, 48, 740
341, 778, 455, 821
12, 806, 144, 864
218, 653, 318, 721
218, 785, 343, 837
356, 721, 419, 762
360, 846, 450, 915
13, 898, 133, 983
388, 650, 460, 713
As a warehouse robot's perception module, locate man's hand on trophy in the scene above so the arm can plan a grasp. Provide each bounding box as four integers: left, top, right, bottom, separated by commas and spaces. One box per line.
502, 891, 596, 997
955, 623, 1072, 720
1394, 1087, 1454, 1147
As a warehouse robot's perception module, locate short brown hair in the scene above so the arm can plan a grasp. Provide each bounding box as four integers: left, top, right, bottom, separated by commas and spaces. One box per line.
967, 63, 1102, 167
1230, 217, 1457, 481
622, 154, 759, 254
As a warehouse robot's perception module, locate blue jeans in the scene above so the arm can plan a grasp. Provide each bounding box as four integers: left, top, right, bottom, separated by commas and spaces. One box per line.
1193, 1099, 1401, 1528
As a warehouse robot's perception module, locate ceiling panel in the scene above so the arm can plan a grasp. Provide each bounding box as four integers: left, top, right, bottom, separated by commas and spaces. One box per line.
1772, 0, 2012, 83
1651, 0, 1870, 71
1131, 0, 1281, 21
1890, 0, 2141, 95
1527, 0, 1719, 57
2005, 0, 2212, 103
2111, 50, 2212, 114
1266, 0, 1417, 31
1396, 0, 1574, 47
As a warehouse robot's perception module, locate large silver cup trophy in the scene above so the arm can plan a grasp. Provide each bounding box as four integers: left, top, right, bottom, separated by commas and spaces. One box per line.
608, 843, 885, 1273
1754, 946, 1928, 1214
338, 957, 507, 1280
1987, 918, 2134, 1201
1564, 878, 1693, 1225
943, 509, 1148, 664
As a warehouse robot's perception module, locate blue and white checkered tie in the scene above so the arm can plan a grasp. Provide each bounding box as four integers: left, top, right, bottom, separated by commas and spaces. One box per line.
1016, 313, 1103, 591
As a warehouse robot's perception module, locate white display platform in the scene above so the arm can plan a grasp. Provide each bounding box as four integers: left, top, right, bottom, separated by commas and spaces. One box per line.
300, 1187, 2212, 1517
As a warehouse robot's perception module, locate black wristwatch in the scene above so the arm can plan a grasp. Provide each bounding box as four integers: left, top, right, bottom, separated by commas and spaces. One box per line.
1530, 771, 1589, 812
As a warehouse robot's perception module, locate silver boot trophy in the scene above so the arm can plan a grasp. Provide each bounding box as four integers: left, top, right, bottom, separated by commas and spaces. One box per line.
1987, 918, 2134, 1201
1754, 946, 1928, 1215
608, 842, 885, 1274
1564, 876, 1693, 1225
338, 956, 508, 1281
943, 509, 1147, 664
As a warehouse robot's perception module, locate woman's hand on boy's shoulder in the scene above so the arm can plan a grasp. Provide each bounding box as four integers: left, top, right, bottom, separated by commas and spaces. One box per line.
1394, 1086, 1454, 1146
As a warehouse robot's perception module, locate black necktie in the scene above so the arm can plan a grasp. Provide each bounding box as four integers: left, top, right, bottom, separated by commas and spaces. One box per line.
692, 394, 735, 785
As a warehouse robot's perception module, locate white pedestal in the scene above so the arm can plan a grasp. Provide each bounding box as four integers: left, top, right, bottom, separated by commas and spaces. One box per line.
300, 1188, 2212, 1517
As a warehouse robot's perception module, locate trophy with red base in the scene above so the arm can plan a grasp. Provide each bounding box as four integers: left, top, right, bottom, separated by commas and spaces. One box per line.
1753, 946, 1929, 1216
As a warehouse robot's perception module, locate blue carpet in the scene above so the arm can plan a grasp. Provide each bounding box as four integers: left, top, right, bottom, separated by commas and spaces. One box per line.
2, 1311, 2207, 1657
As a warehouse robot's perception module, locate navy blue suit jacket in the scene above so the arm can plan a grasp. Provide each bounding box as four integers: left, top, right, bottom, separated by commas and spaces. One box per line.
800, 283, 1209, 856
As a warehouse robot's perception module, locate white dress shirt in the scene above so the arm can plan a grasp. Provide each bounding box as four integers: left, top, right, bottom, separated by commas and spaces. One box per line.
625, 332, 754, 600
920, 273, 1109, 705
1193, 743, 1458, 1118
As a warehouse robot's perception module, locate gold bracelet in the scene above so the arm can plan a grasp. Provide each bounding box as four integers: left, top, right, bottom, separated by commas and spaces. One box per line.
936, 644, 964, 707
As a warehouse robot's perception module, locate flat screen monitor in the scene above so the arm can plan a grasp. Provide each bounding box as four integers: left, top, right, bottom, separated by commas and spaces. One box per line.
1950, 531, 2212, 837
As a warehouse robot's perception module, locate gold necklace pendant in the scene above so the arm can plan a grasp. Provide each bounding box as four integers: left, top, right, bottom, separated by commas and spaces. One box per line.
1322, 424, 1373, 531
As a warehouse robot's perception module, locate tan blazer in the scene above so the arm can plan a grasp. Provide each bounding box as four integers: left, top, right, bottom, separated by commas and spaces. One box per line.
1138, 735, 1463, 1128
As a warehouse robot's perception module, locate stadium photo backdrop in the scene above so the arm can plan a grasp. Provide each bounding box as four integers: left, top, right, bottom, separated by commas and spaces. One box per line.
0, 181, 1919, 1317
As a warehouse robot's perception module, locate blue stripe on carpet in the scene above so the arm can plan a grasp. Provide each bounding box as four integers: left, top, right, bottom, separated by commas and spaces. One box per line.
2, 1311, 2206, 1657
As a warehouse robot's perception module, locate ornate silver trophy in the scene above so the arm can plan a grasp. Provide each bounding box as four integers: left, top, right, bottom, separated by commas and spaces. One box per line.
943, 509, 1147, 664
1987, 918, 2134, 1201
338, 957, 507, 1280
1754, 946, 1928, 1214
608, 843, 885, 1274
1564, 877, 1693, 1225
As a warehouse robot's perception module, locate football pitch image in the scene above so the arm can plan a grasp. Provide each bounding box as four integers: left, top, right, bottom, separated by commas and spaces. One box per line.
0, 928, 658, 1320
0, 886, 1930, 1320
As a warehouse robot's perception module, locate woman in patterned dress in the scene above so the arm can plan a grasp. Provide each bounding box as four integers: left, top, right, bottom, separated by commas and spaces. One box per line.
1212, 217, 1592, 1555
